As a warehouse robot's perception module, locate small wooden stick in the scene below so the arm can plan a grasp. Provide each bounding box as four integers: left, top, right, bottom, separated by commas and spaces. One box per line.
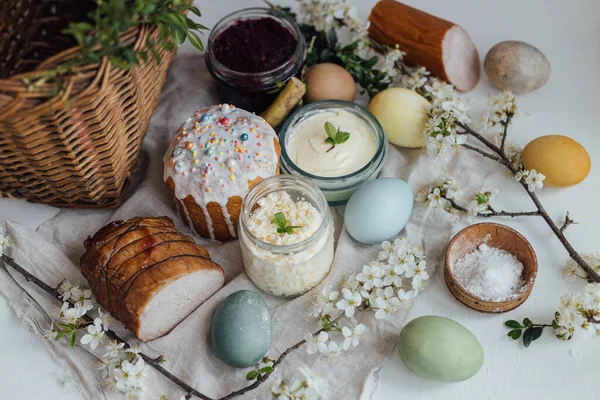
261, 77, 306, 128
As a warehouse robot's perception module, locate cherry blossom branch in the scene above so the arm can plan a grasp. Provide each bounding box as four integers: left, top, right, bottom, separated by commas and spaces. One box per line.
0, 254, 213, 400
455, 117, 600, 283
0, 254, 337, 400
445, 198, 540, 218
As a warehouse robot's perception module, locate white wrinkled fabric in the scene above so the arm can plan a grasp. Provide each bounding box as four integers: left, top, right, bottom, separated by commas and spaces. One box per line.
0, 51, 493, 399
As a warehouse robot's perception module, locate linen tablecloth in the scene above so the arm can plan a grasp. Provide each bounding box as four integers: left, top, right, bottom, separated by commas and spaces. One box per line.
0, 50, 493, 399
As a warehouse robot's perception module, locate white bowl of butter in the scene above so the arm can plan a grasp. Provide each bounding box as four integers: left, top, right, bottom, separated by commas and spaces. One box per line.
279, 100, 388, 205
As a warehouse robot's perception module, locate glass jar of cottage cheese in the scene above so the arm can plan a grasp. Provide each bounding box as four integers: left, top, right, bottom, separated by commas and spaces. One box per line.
239, 175, 334, 297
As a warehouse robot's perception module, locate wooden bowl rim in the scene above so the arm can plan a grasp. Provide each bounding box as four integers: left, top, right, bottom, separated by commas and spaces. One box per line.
444, 222, 538, 311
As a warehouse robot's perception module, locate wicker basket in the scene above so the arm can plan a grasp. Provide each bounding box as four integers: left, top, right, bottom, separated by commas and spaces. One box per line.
0, 0, 177, 208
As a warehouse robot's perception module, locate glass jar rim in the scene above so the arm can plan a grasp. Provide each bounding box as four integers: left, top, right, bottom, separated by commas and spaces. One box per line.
278, 100, 388, 182
206, 7, 306, 82
240, 175, 331, 254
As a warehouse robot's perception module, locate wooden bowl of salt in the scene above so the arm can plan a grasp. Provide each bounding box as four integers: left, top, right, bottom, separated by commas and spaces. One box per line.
444, 223, 538, 313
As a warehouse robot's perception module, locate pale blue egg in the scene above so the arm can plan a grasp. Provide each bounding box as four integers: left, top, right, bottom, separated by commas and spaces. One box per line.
211, 290, 271, 368
345, 178, 413, 244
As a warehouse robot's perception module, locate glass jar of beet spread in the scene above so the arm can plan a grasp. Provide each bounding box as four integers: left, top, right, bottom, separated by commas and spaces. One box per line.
206, 8, 306, 114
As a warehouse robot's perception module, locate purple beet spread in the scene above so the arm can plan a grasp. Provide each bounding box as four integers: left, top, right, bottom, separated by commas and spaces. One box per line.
212, 17, 298, 73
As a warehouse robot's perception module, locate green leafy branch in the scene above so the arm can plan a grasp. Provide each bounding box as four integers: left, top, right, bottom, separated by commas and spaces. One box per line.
271, 212, 302, 235
267, 2, 393, 98
23, 0, 207, 94
505, 318, 554, 348
324, 121, 350, 152
245, 357, 275, 381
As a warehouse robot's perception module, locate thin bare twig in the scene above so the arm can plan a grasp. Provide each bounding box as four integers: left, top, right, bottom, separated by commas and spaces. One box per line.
445, 198, 540, 218
461, 144, 506, 164
559, 212, 576, 233
500, 120, 510, 154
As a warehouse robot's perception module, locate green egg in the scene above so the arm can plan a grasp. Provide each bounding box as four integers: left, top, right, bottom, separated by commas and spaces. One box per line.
398, 316, 484, 382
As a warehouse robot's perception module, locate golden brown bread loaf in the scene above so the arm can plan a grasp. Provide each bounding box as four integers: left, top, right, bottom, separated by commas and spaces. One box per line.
80, 216, 224, 341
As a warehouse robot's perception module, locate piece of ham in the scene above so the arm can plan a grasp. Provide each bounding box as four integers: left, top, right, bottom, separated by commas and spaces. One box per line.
80, 216, 224, 342
369, 0, 480, 92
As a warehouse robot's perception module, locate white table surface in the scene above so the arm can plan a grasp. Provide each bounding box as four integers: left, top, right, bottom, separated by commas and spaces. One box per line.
2, 0, 599, 398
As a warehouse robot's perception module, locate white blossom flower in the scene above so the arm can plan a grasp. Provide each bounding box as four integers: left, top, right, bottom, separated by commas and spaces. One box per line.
97, 308, 111, 331
103, 340, 125, 361
59, 302, 87, 322
310, 284, 339, 318
342, 272, 360, 290
324, 340, 342, 359
80, 318, 105, 350
336, 288, 362, 318
57, 280, 74, 300
442, 178, 460, 199
405, 261, 430, 290
524, 169, 545, 192
378, 241, 394, 262
382, 264, 404, 287
305, 331, 329, 355
69, 286, 94, 311
401, 66, 429, 91
562, 254, 600, 282
342, 324, 366, 350
299, 366, 325, 397
113, 356, 147, 394
379, 46, 405, 77
427, 188, 447, 208
485, 90, 517, 130
373, 296, 400, 320
397, 289, 415, 302
554, 284, 600, 340
356, 264, 384, 290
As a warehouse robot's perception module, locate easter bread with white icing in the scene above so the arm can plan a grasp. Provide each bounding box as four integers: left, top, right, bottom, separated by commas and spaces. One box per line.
163, 104, 280, 241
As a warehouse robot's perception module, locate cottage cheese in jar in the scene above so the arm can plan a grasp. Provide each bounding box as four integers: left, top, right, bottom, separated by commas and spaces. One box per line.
239, 176, 334, 297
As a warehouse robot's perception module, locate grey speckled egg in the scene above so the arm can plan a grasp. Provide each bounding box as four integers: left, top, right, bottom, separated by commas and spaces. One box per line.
484, 40, 550, 93
211, 290, 271, 368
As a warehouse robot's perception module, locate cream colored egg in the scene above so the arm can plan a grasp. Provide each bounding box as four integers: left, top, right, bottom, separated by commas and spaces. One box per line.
368, 88, 429, 148
305, 63, 356, 103
522, 135, 591, 188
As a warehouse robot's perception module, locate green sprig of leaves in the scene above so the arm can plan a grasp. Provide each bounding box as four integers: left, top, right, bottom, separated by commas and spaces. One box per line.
324, 121, 350, 152
269, 3, 393, 98
271, 212, 302, 235
54, 322, 78, 347
505, 318, 547, 348
25, 0, 207, 94
245, 357, 275, 381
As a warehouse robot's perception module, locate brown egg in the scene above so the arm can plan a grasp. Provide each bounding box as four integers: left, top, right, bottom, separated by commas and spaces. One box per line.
305, 63, 356, 103
522, 135, 591, 188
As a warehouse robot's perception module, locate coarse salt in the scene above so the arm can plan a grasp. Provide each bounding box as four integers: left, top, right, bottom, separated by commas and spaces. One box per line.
451, 244, 524, 301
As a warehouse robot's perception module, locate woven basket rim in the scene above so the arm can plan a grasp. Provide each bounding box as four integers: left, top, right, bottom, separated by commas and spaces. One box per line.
0, 25, 143, 88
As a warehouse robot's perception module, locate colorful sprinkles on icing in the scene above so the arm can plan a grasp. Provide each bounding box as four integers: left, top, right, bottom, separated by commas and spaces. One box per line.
163, 104, 279, 240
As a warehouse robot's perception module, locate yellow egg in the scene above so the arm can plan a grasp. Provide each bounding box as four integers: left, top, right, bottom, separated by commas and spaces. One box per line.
368, 88, 429, 148
305, 63, 356, 103
522, 135, 591, 188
